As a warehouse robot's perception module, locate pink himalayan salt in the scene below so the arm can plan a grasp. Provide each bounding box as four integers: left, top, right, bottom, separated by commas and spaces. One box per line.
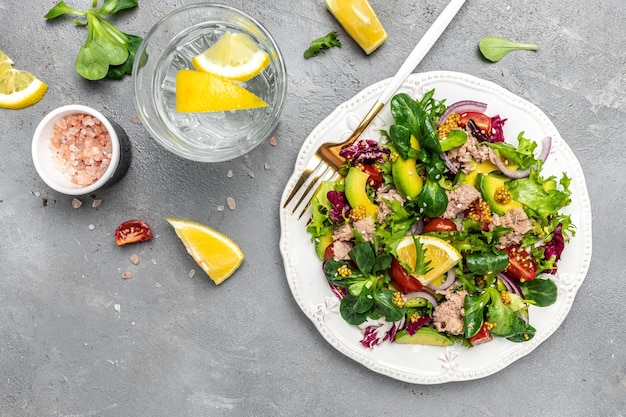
49, 113, 113, 186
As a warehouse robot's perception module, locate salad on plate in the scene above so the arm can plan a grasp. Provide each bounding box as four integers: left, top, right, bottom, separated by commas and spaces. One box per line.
306, 89, 575, 348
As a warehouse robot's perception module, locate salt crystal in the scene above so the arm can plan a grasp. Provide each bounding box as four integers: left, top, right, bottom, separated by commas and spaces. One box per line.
92, 198, 102, 208
72, 198, 82, 209
264, 163, 269, 170
122, 271, 132, 279
154, 282, 161, 288
188, 269, 195, 278
226, 196, 236, 210
227, 169, 233, 178
269, 136, 277, 146
114, 304, 121, 312
130, 254, 139, 265
88, 224, 95, 231
216, 205, 225, 212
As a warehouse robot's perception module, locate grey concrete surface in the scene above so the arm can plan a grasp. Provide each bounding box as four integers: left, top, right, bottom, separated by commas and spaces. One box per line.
1, 0, 624, 416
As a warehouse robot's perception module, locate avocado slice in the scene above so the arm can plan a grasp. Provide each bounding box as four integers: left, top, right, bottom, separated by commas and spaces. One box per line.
315, 234, 334, 260
476, 172, 523, 216
344, 167, 377, 217
395, 327, 454, 346
392, 155, 423, 199
463, 159, 498, 187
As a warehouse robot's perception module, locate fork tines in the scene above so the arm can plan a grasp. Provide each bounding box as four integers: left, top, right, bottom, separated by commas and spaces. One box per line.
283, 157, 339, 219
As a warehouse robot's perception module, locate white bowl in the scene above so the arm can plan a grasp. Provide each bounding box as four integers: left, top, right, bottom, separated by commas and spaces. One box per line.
32, 104, 131, 195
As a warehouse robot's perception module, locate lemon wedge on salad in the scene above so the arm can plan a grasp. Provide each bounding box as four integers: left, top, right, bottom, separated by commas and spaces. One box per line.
167, 218, 245, 285
0, 50, 47, 110
396, 235, 461, 285
191, 31, 270, 82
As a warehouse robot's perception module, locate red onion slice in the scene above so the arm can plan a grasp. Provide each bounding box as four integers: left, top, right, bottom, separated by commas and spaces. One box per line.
440, 152, 458, 174
492, 135, 553, 179
438, 100, 488, 125
536, 136, 552, 161
404, 290, 439, 307
497, 272, 523, 298
492, 154, 531, 179
426, 268, 456, 291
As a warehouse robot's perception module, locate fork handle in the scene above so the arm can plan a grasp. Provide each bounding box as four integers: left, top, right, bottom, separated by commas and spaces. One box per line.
336, 0, 465, 152
376, 0, 466, 106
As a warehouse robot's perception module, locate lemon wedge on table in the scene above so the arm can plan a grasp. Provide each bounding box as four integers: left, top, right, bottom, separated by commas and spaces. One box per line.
176, 69, 268, 113
191, 31, 270, 82
0, 50, 47, 110
396, 235, 462, 285
325, 0, 388, 55
167, 218, 245, 285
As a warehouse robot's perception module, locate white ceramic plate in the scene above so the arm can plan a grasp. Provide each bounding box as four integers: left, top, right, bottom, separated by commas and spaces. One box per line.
279, 71, 592, 384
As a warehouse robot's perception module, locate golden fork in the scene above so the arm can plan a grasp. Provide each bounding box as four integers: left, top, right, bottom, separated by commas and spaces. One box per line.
283, 0, 466, 218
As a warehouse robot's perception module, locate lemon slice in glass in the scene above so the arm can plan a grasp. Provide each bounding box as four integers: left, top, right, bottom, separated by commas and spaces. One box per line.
191, 31, 270, 82
396, 235, 462, 285
176, 69, 268, 112
167, 218, 245, 285
325, 0, 388, 54
0, 50, 47, 110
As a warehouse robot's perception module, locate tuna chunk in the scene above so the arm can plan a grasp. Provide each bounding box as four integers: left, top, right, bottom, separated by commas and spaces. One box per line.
490, 207, 533, 248
445, 128, 495, 174
376, 187, 405, 223
332, 224, 354, 242
442, 183, 481, 219
332, 240, 353, 261
353, 217, 376, 242
433, 290, 468, 336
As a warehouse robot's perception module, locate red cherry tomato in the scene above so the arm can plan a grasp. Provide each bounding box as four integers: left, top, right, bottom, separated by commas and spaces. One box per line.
115, 220, 154, 246
323, 242, 335, 261
389, 257, 423, 293
423, 217, 457, 233
469, 322, 493, 346
459, 111, 492, 134
361, 164, 383, 189
504, 245, 537, 281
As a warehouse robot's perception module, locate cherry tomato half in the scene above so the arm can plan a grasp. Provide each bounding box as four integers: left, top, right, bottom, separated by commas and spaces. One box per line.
469, 322, 493, 346
323, 242, 335, 261
361, 164, 383, 189
423, 217, 457, 233
504, 245, 537, 281
389, 257, 423, 293
459, 111, 492, 135
115, 220, 154, 246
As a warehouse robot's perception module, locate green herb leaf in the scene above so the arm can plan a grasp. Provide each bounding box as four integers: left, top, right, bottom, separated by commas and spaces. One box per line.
349, 242, 376, 275
439, 129, 467, 152
478, 36, 540, 62
95, 0, 138, 15
411, 236, 431, 276
340, 294, 369, 325
465, 250, 509, 276
464, 291, 489, 338
44, 1, 83, 19
304, 31, 342, 58
75, 38, 110, 80
521, 277, 558, 307
416, 178, 448, 218
44, 0, 142, 81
